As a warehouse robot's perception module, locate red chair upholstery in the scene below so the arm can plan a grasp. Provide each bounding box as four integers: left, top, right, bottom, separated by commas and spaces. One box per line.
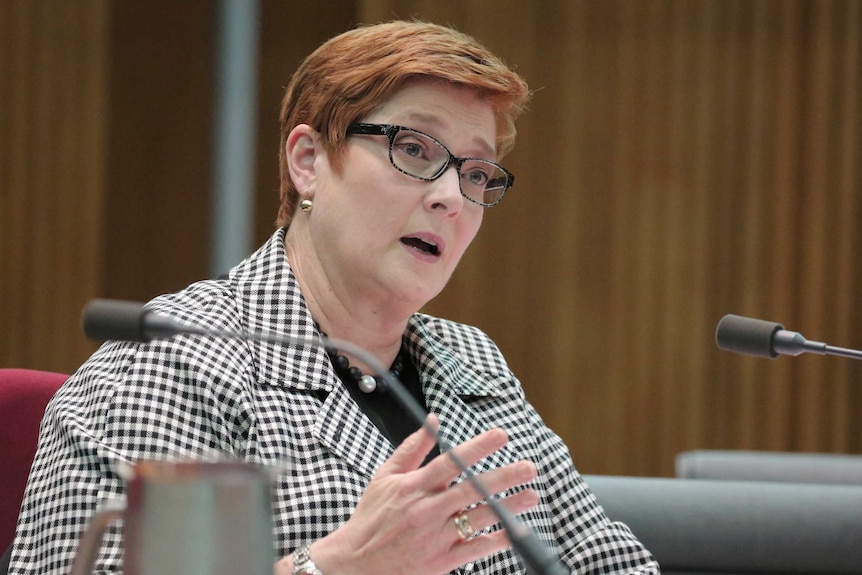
0, 369, 68, 550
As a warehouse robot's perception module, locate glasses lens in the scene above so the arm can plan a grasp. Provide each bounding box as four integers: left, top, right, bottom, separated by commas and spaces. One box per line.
460, 160, 508, 206
390, 129, 449, 179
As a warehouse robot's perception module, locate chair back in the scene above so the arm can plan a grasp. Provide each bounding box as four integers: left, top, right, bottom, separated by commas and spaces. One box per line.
585, 474, 862, 574
676, 449, 862, 485
0, 369, 68, 549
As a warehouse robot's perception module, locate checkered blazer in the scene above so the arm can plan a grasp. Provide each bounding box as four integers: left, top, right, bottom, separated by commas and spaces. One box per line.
10, 228, 658, 575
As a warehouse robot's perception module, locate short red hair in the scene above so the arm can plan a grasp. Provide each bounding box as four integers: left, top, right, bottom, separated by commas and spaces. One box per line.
276, 20, 530, 226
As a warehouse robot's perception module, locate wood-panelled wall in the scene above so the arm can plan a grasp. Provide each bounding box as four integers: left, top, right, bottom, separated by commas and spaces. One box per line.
1, 1, 108, 371
2, 1, 860, 477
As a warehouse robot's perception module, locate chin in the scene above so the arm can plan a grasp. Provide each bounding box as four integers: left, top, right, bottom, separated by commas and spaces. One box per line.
392, 283, 440, 313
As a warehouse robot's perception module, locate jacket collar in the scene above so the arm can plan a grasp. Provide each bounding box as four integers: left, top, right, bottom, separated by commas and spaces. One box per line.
230, 228, 330, 393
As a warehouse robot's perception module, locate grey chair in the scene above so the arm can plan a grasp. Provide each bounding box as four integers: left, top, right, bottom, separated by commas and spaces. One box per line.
584, 474, 862, 575
675, 449, 862, 485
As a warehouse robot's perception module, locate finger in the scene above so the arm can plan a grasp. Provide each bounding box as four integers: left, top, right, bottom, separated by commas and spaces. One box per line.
440, 460, 537, 510
457, 489, 539, 536
375, 414, 440, 476
446, 529, 516, 569
422, 427, 509, 488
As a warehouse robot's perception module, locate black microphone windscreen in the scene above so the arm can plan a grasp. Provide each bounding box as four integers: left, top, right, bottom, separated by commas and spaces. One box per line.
715, 314, 784, 358
82, 299, 151, 342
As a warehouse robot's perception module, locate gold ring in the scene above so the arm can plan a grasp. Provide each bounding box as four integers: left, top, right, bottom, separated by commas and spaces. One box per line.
453, 510, 475, 541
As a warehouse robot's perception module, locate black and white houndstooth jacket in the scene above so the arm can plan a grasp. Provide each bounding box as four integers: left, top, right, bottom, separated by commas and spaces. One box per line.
10, 228, 658, 575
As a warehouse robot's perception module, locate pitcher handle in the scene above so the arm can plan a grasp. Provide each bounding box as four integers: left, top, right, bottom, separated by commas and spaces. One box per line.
68, 500, 126, 575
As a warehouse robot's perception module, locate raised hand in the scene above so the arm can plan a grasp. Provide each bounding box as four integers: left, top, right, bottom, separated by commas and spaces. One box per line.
276, 415, 539, 575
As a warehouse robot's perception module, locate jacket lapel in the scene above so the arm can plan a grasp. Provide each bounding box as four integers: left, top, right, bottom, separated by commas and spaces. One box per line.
406, 317, 519, 479
314, 375, 394, 478
233, 229, 392, 479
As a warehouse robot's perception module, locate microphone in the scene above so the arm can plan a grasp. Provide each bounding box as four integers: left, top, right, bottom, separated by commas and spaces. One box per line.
715, 314, 862, 360
81, 299, 568, 575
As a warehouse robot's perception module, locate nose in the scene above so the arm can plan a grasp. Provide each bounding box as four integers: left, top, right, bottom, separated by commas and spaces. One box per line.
424, 164, 464, 217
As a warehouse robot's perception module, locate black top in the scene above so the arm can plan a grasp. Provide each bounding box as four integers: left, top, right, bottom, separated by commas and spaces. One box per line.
334, 348, 440, 464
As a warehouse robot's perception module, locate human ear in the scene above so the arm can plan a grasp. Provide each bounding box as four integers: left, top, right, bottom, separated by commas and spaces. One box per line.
285, 124, 319, 196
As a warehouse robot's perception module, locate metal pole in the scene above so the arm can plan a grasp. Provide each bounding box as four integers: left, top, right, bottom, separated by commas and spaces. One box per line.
210, 0, 260, 277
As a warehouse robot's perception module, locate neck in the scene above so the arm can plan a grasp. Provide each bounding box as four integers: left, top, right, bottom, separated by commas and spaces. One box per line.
284, 229, 407, 371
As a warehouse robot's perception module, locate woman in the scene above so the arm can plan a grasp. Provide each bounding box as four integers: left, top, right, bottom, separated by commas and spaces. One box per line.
10, 21, 659, 575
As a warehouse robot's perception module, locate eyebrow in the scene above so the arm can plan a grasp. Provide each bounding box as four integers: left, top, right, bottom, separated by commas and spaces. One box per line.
399, 112, 496, 158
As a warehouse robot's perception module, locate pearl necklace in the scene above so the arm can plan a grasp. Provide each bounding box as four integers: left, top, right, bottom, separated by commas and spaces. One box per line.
322, 333, 405, 394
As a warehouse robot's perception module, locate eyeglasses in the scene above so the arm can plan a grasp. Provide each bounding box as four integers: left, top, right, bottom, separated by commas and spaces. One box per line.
345, 123, 514, 207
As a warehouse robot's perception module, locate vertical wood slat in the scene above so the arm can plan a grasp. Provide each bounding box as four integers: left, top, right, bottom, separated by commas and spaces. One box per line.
605, 0, 644, 474
689, 0, 727, 450
763, 1, 805, 450
736, 0, 767, 450
833, 0, 861, 453
796, 0, 832, 453
632, 0, 666, 475
670, 0, 710, 457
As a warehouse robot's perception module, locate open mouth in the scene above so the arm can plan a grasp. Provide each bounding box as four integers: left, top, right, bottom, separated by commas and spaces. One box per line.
401, 236, 440, 256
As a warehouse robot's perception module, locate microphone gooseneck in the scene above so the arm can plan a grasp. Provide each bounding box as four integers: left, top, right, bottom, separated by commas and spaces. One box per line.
81, 299, 568, 575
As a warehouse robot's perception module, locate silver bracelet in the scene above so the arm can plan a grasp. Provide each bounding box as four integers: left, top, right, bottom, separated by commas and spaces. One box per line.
293, 544, 323, 575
